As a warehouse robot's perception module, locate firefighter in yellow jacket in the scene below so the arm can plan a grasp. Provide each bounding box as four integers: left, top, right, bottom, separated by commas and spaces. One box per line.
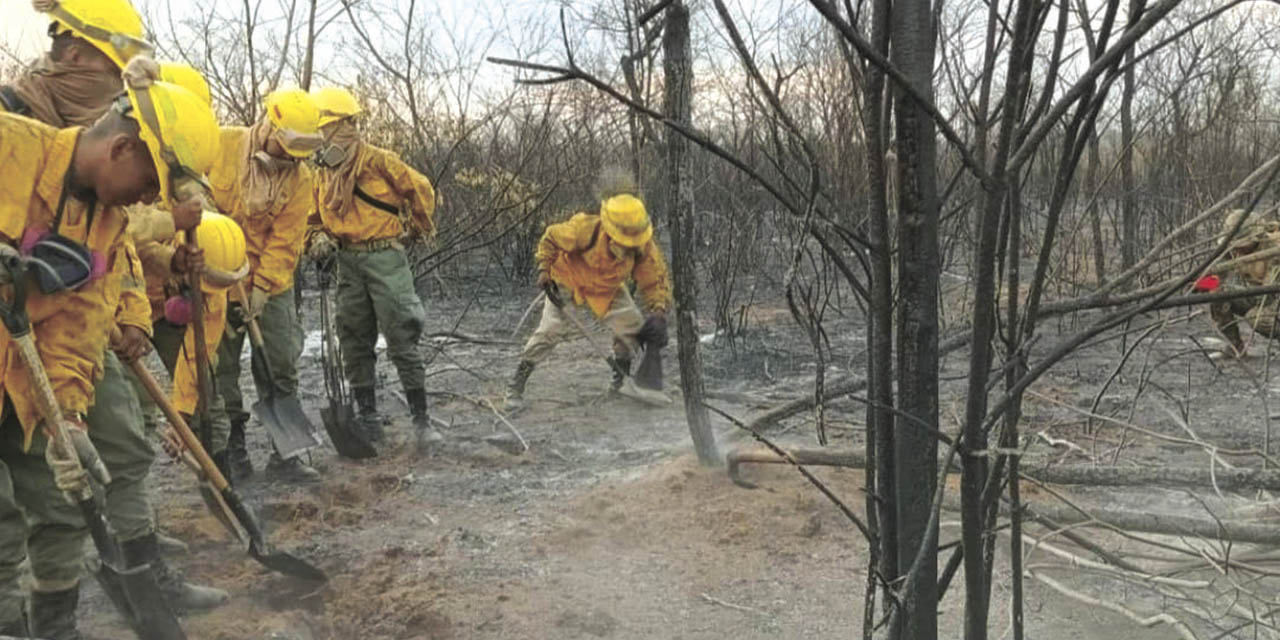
209, 87, 323, 483
504, 170, 673, 412
0, 68, 218, 639
307, 87, 442, 450
1, 3, 226, 632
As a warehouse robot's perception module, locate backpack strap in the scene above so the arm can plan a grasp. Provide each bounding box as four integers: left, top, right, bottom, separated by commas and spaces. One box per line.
354, 185, 399, 216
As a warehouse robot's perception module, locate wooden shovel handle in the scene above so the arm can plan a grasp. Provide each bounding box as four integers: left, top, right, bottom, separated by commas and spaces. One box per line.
185, 229, 212, 420
233, 282, 266, 348
124, 357, 231, 493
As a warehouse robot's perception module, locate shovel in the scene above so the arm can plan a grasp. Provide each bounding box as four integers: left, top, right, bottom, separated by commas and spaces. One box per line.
127, 357, 327, 583
236, 284, 323, 459
553, 294, 672, 406
0, 254, 186, 640
316, 263, 375, 459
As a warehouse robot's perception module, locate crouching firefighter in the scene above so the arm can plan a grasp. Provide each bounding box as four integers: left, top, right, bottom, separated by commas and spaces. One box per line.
307, 86, 443, 451
504, 169, 673, 412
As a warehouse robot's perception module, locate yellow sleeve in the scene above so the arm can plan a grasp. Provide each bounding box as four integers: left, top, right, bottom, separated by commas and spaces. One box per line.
376, 151, 436, 239
534, 213, 595, 275
124, 206, 176, 245
632, 239, 673, 313
115, 241, 153, 335
251, 171, 312, 294
35, 247, 125, 418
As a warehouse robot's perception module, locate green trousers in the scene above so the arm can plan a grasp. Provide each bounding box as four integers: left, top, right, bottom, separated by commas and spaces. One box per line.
336, 248, 427, 393
0, 398, 89, 624
215, 287, 303, 427
142, 320, 232, 454
88, 351, 156, 543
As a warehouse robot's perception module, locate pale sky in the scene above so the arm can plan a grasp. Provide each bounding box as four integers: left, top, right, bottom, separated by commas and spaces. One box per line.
0, 0, 49, 61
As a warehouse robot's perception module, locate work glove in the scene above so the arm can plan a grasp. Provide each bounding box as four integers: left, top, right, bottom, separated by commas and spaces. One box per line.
43, 419, 110, 500
538, 274, 563, 309
244, 286, 271, 324
169, 194, 204, 232
170, 244, 205, 276
308, 231, 338, 261
637, 313, 669, 348
111, 324, 153, 363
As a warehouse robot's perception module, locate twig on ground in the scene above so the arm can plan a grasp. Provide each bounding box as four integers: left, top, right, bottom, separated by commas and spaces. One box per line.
479, 397, 530, 454
1028, 570, 1200, 640
699, 592, 769, 616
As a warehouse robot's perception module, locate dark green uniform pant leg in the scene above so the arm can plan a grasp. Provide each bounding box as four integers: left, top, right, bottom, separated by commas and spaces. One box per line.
336, 248, 427, 393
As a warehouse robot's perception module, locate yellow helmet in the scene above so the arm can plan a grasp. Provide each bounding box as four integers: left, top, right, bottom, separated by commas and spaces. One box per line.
311, 87, 362, 128
195, 211, 249, 290
600, 195, 652, 248
263, 87, 322, 158
41, 0, 151, 69
158, 62, 212, 106
117, 80, 220, 206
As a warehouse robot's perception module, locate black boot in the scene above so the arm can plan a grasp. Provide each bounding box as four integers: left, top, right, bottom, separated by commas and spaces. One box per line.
407, 389, 442, 451
265, 452, 322, 483
353, 387, 383, 442
608, 356, 632, 392
227, 419, 253, 483
121, 533, 228, 613
29, 586, 80, 640
504, 360, 535, 413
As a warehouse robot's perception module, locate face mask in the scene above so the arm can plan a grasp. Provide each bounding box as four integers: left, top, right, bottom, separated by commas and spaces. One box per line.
312, 143, 347, 169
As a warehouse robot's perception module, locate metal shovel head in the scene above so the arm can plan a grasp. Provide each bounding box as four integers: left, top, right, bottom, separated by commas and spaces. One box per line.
252, 394, 324, 460
221, 486, 328, 583
321, 402, 377, 459
617, 377, 673, 406
248, 543, 329, 583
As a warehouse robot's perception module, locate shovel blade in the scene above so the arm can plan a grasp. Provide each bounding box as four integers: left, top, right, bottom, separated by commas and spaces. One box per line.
618, 378, 672, 406
248, 544, 329, 583
253, 395, 323, 460
221, 486, 327, 582
321, 403, 377, 459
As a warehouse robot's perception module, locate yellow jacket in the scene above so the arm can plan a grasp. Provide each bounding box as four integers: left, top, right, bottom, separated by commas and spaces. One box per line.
131, 223, 231, 414
114, 241, 152, 336
535, 212, 672, 318
170, 289, 227, 415
208, 127, 312, 297
0, 116, 129, 444
311, 145, 437, 243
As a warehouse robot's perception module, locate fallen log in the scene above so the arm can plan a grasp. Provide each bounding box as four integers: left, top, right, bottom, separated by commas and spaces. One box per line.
727, 445, 1280, 492
728, 445, 1280, 545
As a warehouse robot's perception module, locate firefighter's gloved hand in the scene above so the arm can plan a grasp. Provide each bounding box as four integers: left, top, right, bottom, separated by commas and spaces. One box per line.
44, 421, 110, 499
538, 273, 563, 309
111, 324, 153, 363
308, 231, 337, 261
244, 286, 270, 323
638, 313, 669, 348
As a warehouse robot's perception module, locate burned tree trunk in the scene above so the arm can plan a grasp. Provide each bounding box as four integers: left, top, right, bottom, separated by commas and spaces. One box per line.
662, 0, 718, 465
891, 0, 942, 634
